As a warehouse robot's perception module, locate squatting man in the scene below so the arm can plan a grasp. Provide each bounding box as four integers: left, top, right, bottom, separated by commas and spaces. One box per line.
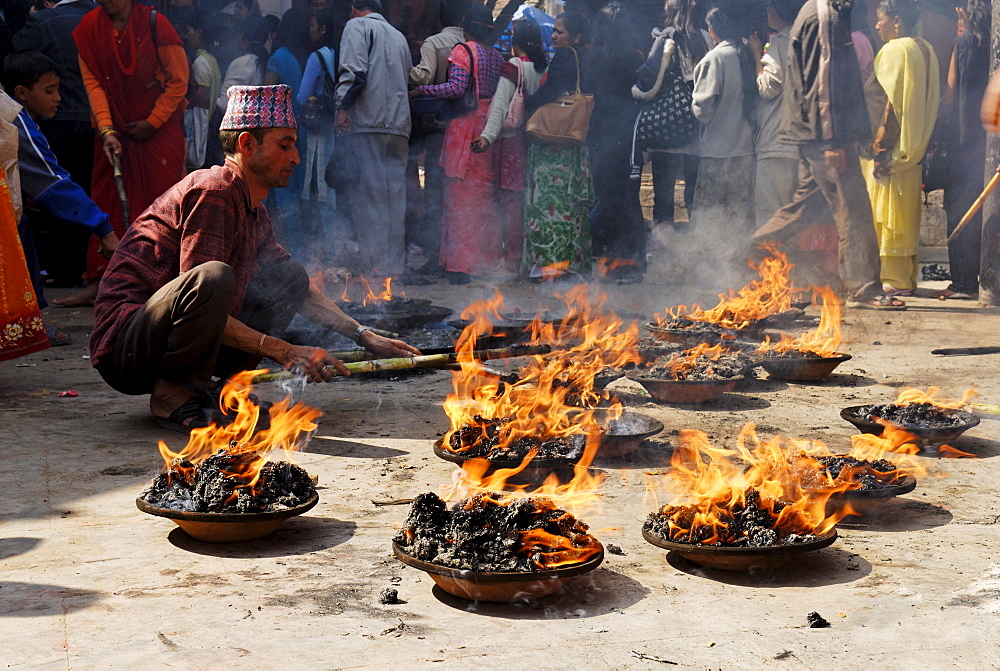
88, 85, 420, 433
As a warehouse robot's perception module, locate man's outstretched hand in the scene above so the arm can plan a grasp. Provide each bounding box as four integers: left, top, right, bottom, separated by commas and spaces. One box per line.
360, 331, 421, 359
283, 345, 350, 382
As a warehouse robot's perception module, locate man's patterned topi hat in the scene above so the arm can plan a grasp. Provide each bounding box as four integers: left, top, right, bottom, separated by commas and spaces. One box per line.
220, 84, 298, 130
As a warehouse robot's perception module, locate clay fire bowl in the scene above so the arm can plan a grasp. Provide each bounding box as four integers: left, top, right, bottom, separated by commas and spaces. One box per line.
840, 406, 980, 447
630, 376, 740, 404
590, 409, 664, 459
135, 494, 319, 543
821, 474, 917, 517
642, 527, 838, 572
760, 353, 852, 381
594, 371, 626, 391
392, 541, 604, 602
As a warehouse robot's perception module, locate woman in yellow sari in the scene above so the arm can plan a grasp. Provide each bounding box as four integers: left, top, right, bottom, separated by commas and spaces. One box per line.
864, 0, 939, 295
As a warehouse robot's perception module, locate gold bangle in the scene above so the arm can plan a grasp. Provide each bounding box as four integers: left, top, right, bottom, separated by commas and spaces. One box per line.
256, 333, 267, 356
98, 126, 117, 138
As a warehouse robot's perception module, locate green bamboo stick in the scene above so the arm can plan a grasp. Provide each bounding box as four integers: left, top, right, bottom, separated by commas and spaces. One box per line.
250, 344, 551, 384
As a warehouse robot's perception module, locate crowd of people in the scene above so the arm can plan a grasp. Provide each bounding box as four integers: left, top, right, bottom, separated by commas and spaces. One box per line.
0, 0, 996, 367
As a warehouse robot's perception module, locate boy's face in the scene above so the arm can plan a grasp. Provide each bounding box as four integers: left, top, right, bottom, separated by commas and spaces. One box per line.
16, 72, 61, 120
182, 24, 202, 48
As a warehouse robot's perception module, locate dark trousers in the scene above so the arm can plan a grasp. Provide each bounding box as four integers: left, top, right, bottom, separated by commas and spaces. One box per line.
944, 141, 985, 293
651, 152, 699, 223
17, 216, 45, 309
405, 125, 445, 261
97, 260, 309, 395
753, 143, 881, 302
33, 120, 94, 286
590, 138, 646, 263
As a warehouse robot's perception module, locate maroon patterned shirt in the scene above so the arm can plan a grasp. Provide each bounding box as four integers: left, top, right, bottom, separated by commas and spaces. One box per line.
89, 162, 290, 366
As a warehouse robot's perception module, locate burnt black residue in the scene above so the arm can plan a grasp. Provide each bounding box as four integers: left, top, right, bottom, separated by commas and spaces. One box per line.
762, 349, 837, 360
862, 402, 966, 428
446, 416, 585, 461
643, 350, 757, 381
794, 455, 900, 491
806, 611, 831, 628
643, 489, 818, 548
141, 451, 315, 513
394, 492, 598, 572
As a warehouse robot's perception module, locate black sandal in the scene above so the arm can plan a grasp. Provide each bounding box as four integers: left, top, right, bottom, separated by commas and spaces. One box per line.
155, 394, 229, 434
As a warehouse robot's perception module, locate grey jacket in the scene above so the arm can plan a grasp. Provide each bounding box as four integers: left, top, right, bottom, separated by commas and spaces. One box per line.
691, 40, 754, 159
755, 27, 797, 160
335, 13, 411, 137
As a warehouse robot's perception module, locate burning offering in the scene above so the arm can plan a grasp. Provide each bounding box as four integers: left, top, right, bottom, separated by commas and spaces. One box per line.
437, 287, 641, 469
642, 424, 928, 568
649, 244, 805, 346
641, 425, 859, 570
758, 287, 851, 381
136, 371, 320, 542
841, 387, 980, 449
392, 492, 604, 602
329, 275, 452, 331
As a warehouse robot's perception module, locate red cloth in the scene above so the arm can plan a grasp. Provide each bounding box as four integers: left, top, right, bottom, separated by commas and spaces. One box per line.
89, 162, 290, 366
435, 43, 506, 275
73, 3, 186, 280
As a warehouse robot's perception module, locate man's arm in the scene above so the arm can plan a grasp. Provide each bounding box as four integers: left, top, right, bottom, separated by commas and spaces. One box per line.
409, 37, 438, 86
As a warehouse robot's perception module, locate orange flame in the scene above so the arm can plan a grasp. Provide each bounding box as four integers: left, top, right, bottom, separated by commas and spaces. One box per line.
645, 423, 926, 543
442, 286, 640, 505
757, 286, 844, 357
338, 275, 406, 305
595, 257, 640, 277
655, 243, 803, 330
157, 370, 321, 498
892, 386, 978, 409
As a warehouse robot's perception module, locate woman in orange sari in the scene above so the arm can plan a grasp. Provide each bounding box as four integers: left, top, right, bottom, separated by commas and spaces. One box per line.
60, 0, 188, 306
0, 165, 49, 362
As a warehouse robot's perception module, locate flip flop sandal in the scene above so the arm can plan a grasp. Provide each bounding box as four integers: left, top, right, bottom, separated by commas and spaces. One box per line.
45, 325, 74, 347
155, 394, 232, 435
847, 295, 907, 311
881, 286, 913, 297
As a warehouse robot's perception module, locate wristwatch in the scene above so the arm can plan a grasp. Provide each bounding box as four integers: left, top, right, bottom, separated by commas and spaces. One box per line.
352, 325, 372, 344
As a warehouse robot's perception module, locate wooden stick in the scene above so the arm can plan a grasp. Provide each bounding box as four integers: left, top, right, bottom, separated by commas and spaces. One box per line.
948, 166, 1000, 243
250, 344, 551, 384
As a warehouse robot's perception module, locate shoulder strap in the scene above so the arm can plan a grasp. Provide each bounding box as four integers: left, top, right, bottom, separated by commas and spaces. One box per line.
149, 9, 157, 48
461, 42, 477, 95
568, 46, 581, 94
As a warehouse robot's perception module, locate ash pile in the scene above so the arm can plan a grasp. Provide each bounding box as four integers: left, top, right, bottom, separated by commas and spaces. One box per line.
141, 450, 315, 513
395, 492, 598, 572
644, 489, 819, 548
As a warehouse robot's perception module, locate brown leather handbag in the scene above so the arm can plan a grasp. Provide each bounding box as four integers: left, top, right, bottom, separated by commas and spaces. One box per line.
525, 47, 594, 147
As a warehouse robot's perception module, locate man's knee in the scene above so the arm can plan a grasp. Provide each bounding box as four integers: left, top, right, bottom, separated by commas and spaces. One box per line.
178, 261, 236, 315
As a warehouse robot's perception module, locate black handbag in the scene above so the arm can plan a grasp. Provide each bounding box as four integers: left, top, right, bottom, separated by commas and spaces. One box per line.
922, 120, 951, 193
634, 68, 698, 150
410, 42, 478, 123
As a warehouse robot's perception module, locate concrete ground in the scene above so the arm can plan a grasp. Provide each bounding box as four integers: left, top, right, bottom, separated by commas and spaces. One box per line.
3, 271, 1000, 669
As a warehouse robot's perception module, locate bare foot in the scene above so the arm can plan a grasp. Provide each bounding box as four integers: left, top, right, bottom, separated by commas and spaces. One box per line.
52, 282, 99, 307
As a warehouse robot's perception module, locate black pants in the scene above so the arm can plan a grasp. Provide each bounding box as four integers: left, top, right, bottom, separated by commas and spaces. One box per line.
944, 140, 985, 293
590, 137, 646, 263
33, 120, 94, 285
651, 152, 699, 223
98, 260, 309, 395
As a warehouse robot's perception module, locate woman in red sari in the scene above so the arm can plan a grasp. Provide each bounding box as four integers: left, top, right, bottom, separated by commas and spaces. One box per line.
409, 5, 505, 284
59, 0, 188, 306
0, 165, 49, 362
